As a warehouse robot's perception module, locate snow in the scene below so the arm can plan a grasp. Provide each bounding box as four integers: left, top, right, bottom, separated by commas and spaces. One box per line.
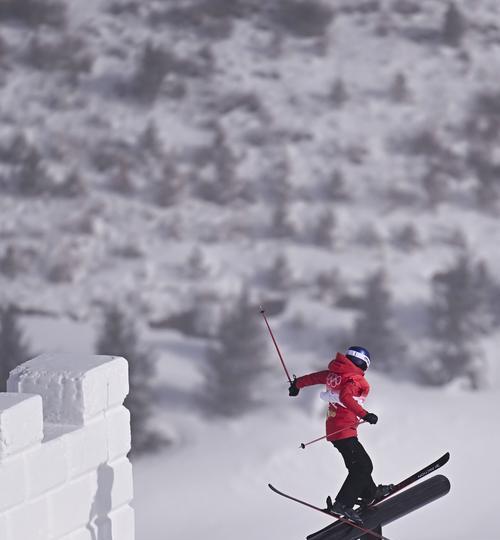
14, 307, 499, 539
0, 394, 43, 459
0, 354, 133, 540
1, 1, 500, 538
8, 353, 129, 425
130, 347, 499, 540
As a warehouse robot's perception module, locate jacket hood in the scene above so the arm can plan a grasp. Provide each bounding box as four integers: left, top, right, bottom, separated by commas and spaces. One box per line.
328, 352, 365, 376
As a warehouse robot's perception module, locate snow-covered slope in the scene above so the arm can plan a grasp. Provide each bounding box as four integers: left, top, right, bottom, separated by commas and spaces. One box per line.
1, 0, 500, 332
21, 293, 499, 539
2, 2, 500, 538
131, 348, 499, 540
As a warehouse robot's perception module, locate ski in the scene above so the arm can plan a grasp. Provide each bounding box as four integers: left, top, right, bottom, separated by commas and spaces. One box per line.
366, 451, 450, 507
268, 453, 450, 540
268, 484, 392, 540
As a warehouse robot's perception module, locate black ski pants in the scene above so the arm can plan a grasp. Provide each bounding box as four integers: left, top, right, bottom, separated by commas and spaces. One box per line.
332, 437, 377, 508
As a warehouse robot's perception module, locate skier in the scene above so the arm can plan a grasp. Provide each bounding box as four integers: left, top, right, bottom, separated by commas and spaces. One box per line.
288, 346, 393, 525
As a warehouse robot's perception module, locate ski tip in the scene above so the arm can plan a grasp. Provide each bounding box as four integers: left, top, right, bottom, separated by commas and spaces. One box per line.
268, 484, 281, 495
259, 305, 265, 313
443, 451, 450, 462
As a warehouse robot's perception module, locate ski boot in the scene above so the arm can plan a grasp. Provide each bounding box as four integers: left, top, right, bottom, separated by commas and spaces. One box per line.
325, 496, 364, 525
357, 484, 395, 508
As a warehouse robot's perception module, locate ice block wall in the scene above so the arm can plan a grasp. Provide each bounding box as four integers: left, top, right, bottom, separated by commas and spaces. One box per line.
0, 353, 134, 540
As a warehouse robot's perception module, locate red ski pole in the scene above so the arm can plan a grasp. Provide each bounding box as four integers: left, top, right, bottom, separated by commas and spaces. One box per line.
259, 306, 292, 384
300, 422, 365, 449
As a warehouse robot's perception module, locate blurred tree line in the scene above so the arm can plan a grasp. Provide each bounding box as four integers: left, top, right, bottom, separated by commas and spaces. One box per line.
0, 305, 32, 391
0, 302, 168, 458
338, 248, 500, 389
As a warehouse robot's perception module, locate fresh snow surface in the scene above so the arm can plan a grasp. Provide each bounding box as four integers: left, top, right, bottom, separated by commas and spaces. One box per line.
3, 2, 500, 538
131, 347, 499, 540
21, 317, 499, 539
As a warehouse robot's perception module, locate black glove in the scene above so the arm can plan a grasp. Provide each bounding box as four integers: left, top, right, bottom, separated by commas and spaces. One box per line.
288, 379, 300, 397
363, 412, 378, 424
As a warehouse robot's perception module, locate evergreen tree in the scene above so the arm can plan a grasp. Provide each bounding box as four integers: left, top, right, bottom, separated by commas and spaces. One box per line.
313, 268, 340, 305
273, 0, 333, 39
195, 126, 242, 204
138, 120, 163, 158
329, 78, 349, 108
389, 72, 410, 103
15, 147, 51, 196
469, 152, 500, 211
474, 261, 496, 333
0, 0, 66, 28
0, 304, 32, 391
95, 305, 167, 456
213, 127, 239, 203
108, 163, 135, 195
481, 265, 500, 327
267, 253, 294, 291
152, 161, 183, 207
427, 255, 488, 387
350, 270, 404, 372
7, 132, 30, 164
311, 209, 336, 248
324, 169, 350, 202
421, 164, 448, 208
52, 169, 87, 198
185, 246, 210, 280
268, 155, 292, 204
129, 41, 171, 103
466, 91, 500, 210
271, 201, 295, 238
201, 290, 268, 417
391, 223, 420, 252
0, 246, 22, 278
442, 2, 466, 47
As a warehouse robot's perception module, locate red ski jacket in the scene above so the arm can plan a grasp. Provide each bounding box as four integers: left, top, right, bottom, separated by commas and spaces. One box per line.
295, 353, 370, 441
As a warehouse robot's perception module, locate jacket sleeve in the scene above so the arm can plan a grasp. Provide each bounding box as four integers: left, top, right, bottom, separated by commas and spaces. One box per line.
339, 380, 368, 419
295, 370, 330, 389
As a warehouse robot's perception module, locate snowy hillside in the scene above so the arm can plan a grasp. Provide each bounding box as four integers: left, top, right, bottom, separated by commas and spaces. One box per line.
1, 1, 500, 538
1, 0, 500, 342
